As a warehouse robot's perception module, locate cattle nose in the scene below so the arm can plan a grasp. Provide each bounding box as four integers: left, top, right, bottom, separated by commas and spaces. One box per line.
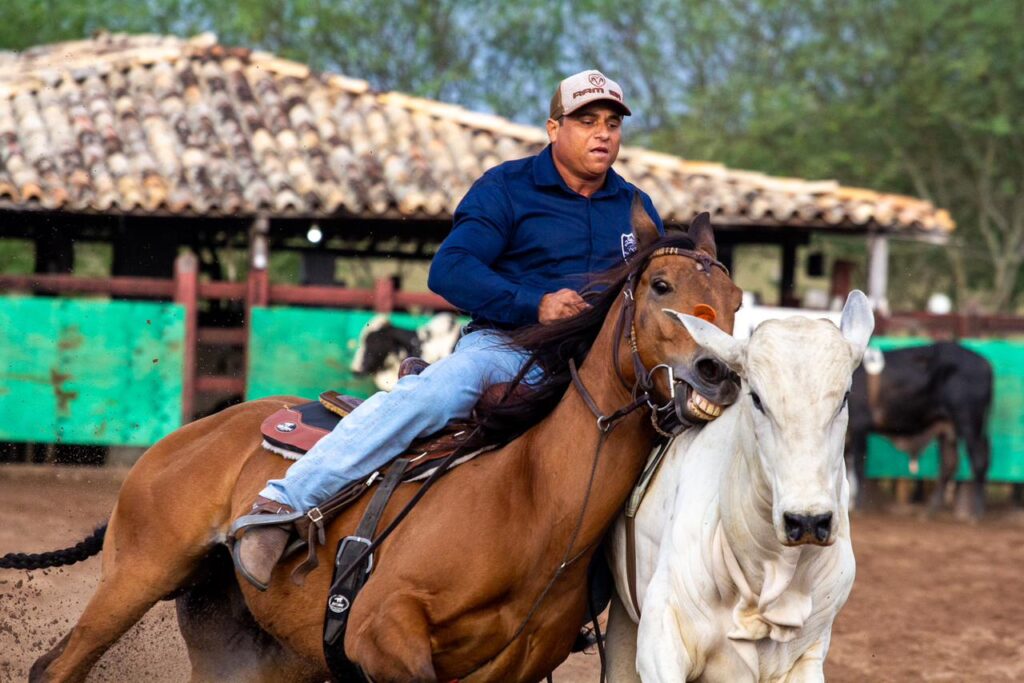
783, 512, 833, 545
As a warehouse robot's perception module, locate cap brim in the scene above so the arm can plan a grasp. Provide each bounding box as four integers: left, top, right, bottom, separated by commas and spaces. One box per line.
563, 96, 631, 117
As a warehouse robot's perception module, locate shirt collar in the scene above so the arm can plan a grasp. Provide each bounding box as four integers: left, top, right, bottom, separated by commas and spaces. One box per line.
533, 144, 627, 198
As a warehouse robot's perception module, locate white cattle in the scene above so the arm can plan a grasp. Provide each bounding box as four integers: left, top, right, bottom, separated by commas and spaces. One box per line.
606, 291, 874, 683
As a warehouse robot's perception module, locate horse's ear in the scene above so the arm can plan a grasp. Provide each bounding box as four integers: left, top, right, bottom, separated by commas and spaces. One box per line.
688, 212, 717, 258
631, 192, 660, 250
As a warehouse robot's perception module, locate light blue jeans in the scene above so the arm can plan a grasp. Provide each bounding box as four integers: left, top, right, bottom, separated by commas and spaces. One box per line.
261, 330, 544, 511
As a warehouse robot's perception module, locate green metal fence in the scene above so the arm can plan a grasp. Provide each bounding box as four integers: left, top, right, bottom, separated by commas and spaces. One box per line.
864, 337, 1024, 482
0, 296, 184, 446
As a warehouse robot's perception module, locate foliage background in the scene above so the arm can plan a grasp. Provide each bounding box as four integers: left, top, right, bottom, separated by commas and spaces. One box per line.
1, 0, 1021, 311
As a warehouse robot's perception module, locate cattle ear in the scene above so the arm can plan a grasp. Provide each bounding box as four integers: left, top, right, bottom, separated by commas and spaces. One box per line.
631, 192, 660, 250
688, 212, 717, 259
840, 290, 874, 364
663, 308, 745, 372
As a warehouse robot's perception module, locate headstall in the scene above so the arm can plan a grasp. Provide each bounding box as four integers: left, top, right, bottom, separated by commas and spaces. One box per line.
571, 246, 730, 438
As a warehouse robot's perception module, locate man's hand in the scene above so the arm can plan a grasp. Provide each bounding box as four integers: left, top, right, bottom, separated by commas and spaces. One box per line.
539, 289, 591, 324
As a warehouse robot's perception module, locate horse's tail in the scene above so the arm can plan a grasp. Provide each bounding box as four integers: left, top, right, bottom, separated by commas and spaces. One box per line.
0, 523, 107, 570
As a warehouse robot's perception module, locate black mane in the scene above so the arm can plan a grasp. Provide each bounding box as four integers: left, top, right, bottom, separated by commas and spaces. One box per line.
466, 230, 698, 448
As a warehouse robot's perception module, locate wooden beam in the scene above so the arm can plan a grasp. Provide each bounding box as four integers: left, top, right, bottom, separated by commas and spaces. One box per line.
867, 233, 890, 314
174, 252, 199, 424
0, 274, 174, 298
780, 239, 799, 307
197, 327, 247, 345
374, 277, 395, 313
269, 284, 375, 308
244, 216, 271, 399
196, 376, 246, 394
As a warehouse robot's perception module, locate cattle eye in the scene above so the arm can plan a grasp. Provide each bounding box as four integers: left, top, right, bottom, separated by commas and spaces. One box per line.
750, 392, 764, 413
651, 278, 672, 295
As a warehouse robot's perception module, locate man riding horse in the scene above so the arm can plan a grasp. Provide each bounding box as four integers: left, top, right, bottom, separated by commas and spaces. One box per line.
233, 70, 664, 601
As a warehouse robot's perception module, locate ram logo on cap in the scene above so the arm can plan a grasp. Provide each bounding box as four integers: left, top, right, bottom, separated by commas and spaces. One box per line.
549, 70, 632, 119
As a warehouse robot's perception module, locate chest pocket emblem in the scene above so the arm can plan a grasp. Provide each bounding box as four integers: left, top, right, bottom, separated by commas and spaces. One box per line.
621, 232, 638, 260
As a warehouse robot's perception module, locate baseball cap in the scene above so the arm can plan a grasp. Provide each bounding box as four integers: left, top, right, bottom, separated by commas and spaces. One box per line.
549, 70, 631, 119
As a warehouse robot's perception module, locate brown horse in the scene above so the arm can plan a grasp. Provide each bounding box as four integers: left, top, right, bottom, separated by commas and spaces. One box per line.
22, 208, 742, 682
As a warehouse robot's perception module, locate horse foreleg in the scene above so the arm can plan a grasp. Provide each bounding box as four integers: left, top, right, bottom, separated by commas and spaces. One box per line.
605, 592, 641, 683
347, 594, 436, 683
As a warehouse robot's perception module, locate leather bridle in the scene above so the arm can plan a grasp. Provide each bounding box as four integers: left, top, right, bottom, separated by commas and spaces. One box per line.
573, 245, 731, 438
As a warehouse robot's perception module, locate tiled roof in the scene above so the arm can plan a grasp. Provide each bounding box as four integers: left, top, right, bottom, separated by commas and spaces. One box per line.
0, 33, 954, 235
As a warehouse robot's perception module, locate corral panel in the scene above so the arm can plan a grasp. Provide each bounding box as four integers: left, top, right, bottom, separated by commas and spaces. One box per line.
0, 297, 184, 446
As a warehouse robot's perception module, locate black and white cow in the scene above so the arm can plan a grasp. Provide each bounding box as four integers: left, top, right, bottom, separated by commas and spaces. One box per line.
350, 313, 461, 391
846, 342, 993, 518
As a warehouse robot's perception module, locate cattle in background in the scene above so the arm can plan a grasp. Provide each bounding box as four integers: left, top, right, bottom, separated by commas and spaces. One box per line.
847, 342, 993, 519
350, 312, 461, 391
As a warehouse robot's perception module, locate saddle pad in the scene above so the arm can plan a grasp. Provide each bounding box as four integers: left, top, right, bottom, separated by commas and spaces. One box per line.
261, 402, 343, 460
260, 398, 497, 475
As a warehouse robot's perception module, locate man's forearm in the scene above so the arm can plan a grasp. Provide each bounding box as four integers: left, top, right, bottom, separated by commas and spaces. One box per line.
428, 248, 547, 327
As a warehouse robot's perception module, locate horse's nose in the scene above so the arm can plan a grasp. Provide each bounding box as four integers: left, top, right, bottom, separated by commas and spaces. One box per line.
783, 512, 833, 545
695, 355, 731, 386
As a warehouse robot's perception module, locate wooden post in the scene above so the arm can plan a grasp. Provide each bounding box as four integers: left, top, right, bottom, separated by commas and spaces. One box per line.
780, 239, 798, 307
829, 259, 854, 306
174, 251, 199, 425
867, 233, 890, 315
374, 276, 395, 313
245, 216, 271, 398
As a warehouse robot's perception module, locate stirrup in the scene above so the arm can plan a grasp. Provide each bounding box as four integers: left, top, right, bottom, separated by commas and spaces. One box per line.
231, 538, 272, 591
229, 509, 305, 539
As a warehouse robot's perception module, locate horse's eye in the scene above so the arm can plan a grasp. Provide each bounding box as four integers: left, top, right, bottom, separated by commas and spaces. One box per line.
750, 392, 764, 413
652, 278, 672, 295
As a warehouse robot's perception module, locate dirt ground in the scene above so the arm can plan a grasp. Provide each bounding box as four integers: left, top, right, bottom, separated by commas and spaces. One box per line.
2, 465, 1023, 682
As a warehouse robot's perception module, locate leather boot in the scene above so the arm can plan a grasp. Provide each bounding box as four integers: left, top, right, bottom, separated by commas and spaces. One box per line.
232, 496, 298, 591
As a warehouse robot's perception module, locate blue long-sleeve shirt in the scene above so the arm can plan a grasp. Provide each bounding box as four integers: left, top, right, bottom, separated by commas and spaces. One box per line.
428, 145, 664, 329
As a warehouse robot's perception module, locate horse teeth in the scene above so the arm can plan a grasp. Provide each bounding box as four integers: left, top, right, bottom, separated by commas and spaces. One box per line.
688, 391, 723, 421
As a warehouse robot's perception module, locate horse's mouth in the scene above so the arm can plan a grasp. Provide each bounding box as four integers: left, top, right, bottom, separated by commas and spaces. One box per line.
679, 383, 724, 422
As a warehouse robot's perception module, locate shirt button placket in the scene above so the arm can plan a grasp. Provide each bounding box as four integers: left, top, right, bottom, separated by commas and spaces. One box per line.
587, 197, 595, 274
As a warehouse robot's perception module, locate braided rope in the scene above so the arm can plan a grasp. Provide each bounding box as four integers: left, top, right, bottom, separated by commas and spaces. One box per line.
0, 523, 107, 570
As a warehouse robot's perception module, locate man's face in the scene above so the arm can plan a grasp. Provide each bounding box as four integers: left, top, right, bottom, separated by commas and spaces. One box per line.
546, 104, 623, 180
